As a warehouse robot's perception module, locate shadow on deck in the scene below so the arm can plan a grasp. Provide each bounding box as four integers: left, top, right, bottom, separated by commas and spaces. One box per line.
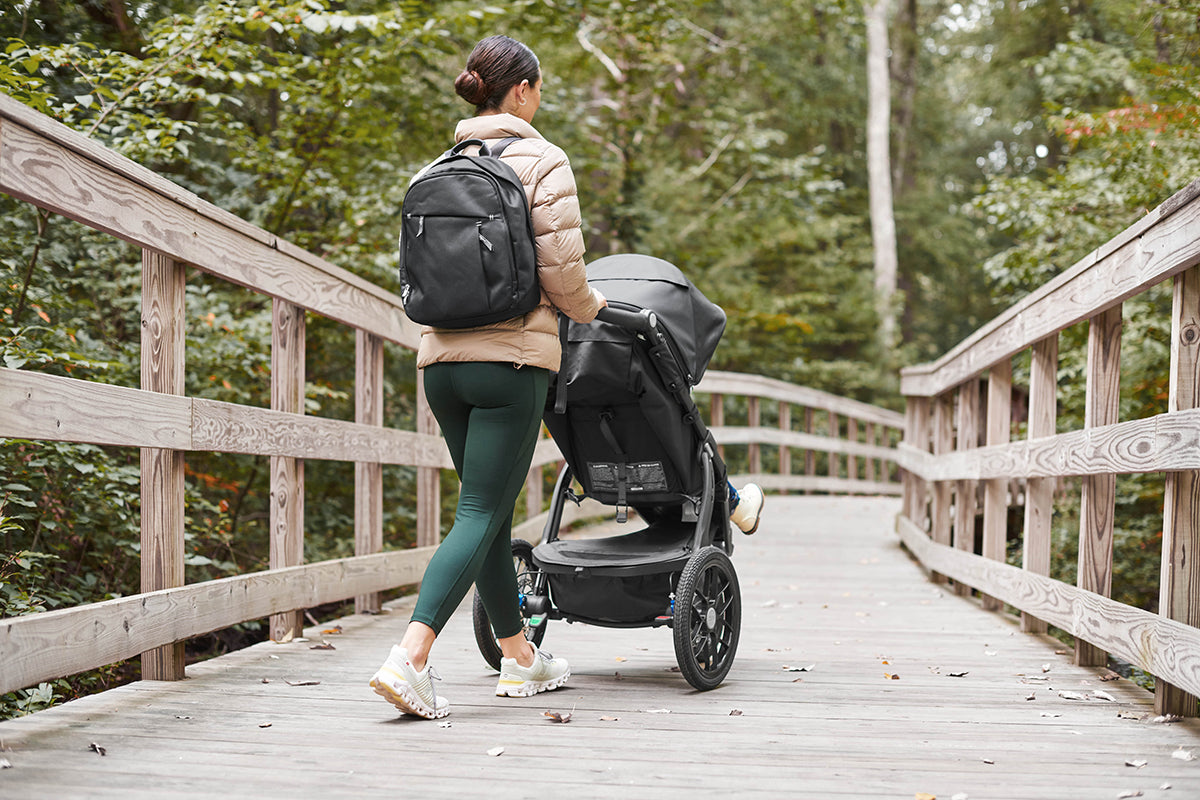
3, 496, 1199, 799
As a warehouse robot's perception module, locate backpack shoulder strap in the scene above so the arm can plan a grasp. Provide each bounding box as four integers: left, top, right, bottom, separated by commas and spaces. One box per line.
488, 136, 522, 158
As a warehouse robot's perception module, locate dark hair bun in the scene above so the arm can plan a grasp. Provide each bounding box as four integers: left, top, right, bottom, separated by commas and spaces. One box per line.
454, 69, 491, 106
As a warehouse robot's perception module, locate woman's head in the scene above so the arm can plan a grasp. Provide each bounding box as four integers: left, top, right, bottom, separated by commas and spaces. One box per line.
455, 35, 542, 121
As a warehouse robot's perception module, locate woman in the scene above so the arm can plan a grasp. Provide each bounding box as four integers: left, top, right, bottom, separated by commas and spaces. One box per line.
369, 35, 606, 719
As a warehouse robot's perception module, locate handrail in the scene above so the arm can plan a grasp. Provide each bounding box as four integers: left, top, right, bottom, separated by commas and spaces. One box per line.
896, 177, 1200, 716
0, 92, 906, 698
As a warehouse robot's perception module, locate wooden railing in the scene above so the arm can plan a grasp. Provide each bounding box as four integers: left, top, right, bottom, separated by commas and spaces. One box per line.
895, 177, 1200, 715
0, 93, 905, 697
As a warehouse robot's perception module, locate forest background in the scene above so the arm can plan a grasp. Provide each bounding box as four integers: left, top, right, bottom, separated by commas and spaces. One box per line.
1, 0, 1198, 715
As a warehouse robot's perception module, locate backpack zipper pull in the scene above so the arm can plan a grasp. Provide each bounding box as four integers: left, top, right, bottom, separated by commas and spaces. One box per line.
477, 221, 494, 251
415, 215, 424, 237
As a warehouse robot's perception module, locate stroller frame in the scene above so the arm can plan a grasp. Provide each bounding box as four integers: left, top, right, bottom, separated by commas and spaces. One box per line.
472, 301, 743, 691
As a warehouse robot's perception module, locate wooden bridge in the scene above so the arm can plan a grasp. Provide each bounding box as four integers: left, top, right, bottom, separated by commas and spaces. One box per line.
3, 92, 1200, 797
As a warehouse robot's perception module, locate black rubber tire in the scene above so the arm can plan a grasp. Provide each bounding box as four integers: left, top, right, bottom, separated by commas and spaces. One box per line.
672, 546, 741, 691
472, 539, 547, 672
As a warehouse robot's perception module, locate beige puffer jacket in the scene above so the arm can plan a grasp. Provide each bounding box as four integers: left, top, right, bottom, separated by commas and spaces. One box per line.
415, 114, 605, 372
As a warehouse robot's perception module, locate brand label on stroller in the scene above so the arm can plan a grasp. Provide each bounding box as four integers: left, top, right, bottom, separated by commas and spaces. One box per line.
587, 461, 669, 493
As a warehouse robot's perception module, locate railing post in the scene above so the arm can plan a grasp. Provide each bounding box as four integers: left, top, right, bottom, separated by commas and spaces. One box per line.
827, 410, 840, 480
982, 359, 1012, 611
1022, 334, 1058, 634
864, 421, 877, 485
904, 397, 931, 530
416, 369, 441, 548
953, 378, 980, 596
1076, 304, 1122, 667
778, 401, 791, 491
270, 299, 306, 642
354, 330, 384, 614
748, 395, 761, 476
1157, 265, 1200, 716
804, 407, 816, 491
847, 417, 859, 483
930, 392, 954, 584
140, 250, 186, 680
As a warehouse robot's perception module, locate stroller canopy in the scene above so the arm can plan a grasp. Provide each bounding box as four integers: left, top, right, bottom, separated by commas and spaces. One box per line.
586, 254, 726, 385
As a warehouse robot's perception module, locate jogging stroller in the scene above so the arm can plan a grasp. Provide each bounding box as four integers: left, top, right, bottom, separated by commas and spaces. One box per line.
471, 253, 742, 691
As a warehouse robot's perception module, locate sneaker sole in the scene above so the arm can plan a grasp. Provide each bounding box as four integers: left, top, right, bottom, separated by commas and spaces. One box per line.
369, 673, 448, 719
495, 668, 571, 698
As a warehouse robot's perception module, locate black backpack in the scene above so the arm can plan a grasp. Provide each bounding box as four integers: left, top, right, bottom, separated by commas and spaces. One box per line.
397, 138, 539, 329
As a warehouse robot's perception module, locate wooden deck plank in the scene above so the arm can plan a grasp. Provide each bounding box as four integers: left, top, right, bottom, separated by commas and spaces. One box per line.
3, 497, 1200, 799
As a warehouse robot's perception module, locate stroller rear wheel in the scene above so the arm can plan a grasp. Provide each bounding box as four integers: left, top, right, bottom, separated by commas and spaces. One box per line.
673, 546, 741, 691
472, 538, 547, 671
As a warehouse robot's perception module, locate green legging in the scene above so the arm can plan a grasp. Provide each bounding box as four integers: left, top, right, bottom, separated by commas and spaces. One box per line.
411, 361, 549, 638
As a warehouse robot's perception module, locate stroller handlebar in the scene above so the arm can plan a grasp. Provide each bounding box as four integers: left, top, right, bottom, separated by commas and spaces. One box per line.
595, 304, 656, 333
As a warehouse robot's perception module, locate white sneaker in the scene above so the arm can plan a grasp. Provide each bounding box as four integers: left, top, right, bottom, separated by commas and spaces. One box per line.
369, 645, 449, 719
496, 643, 570, 697
731, 482, 764, 534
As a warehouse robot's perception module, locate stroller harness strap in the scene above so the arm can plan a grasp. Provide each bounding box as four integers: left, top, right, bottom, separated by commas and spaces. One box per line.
597, 410, 629, 523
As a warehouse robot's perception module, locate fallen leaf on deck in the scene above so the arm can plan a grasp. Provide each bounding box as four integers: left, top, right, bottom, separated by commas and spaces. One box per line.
1171, 747, 1195, 762
729, 709, 744, 716
643, 708, 671, 714
0, 757, 11, 769
1118, 711, 1145, 720
1054, 649, 1068, 655
884, 673, 900, 680
667, 666, 681, 673
544, 710, 572, 723
89, 743, 106, 756
1040, 712, 1062, 718
175, 715, 192, 720
915, 793, 936, 800
792, 677, 804, 683
599, 716, 619, 722
1099, 669, 1121, 682
260, 678, 270, 684
1091, 689, 1116, 702
1117, 791, 1143, 799
985, 651, 998, 656
1058, 691, 1089, 701
1025, 692, 1036, 701
259, 722, 272, 728
982, 758, 995, 765
284, 679, 321, 686
948, 671, 969, 678
783, 664, 816, 672
1151, 714, 1182, 724
951, 793, 968, 800
269, 655, 280, 660
614, 672, 623, 681
487, 746, 505, 757
1160, 783, 1172, 790
321, 626, 343, 635
1042, 664, 1052, 673
1125, 759, 1148, 768
762, 599, 779, 608
615, 656, 627, 662
310, 642, 336, 650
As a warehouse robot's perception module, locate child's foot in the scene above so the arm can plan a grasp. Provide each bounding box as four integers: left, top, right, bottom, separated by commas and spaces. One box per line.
496, 643, 570, 697
369, 645, 449, 719
731, 482, 764, 534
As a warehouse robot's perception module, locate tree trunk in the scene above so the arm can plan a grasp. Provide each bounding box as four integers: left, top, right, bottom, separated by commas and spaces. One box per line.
865, 0, 899, 352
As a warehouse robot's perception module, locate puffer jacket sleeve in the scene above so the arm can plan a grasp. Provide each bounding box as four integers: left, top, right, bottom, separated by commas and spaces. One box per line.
529, 144, 605, 323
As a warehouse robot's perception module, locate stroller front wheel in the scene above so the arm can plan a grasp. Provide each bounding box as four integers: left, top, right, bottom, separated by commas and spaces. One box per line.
673, 545, 741, 691
472, 538, 547, 671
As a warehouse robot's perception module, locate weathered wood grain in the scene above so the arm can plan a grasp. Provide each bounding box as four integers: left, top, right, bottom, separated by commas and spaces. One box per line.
354, 330, 385, 614
0, 367, 191, 448
139, 250, 187, 680
1159, 265, 1200, 715
930, 393, 955, 584
901, 179, 1200, 397
1025, 335, 1057, 635
897, 514, 1200, 698
0, 548, 436, 696
707, 425, 897, 462
953, 379, 980, 599
0, 109, 419, 349
981, 359, 1013, 611
269, 299, 306, 643
1076, 304, 1122, 666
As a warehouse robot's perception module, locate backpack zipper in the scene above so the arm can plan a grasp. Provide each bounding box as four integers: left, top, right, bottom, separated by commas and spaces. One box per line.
476, 220, 494, 251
